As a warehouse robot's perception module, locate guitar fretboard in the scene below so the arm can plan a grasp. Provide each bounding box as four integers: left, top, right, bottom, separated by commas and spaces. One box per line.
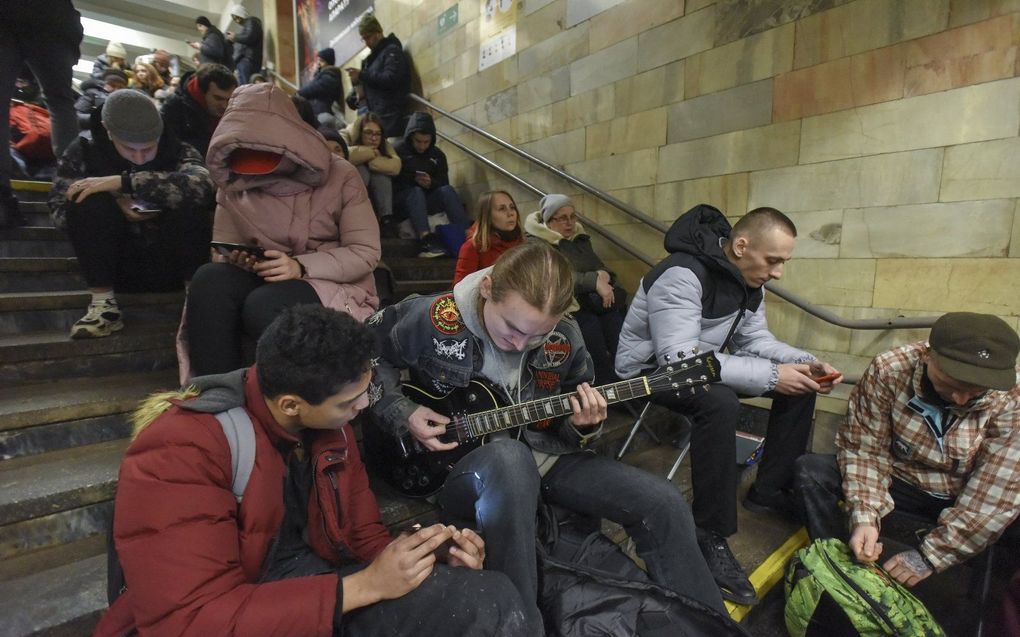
458, 377, 651, 439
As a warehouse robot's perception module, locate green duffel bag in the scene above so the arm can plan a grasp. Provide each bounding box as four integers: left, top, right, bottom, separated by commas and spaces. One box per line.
785, 538, 946, 637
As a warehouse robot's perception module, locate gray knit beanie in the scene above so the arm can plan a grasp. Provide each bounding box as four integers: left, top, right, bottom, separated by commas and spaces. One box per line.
101, 90, 163, 143
540, 193, 572, 224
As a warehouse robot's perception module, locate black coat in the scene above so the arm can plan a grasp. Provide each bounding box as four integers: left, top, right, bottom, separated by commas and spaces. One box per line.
297, 66, 343, 116
359, 34, 411, 138
160, 72, 215, 157
231, 16, 263, 68
199, 27, 233, 69
74, 79, 109, 129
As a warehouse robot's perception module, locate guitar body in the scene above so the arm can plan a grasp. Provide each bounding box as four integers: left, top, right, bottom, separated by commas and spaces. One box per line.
363, 380, 516, 498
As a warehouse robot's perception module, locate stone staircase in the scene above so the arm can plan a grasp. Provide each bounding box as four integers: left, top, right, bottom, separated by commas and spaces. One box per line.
0, 181, 458, 637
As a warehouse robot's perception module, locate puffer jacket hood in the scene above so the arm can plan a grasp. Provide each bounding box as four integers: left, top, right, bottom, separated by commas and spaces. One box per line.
206, 83, 332, 196
664, 204, 732, 262
401, 111, 436, 149
523, 210, 587, 246
132, 369, 247, 437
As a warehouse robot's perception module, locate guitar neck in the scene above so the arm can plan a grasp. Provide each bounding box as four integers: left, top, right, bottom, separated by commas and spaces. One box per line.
464, 377, 651, 439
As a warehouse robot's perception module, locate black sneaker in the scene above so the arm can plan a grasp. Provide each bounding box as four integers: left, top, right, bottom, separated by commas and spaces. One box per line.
378, 216, 400, 239
743, 484, 795, 516
0, 191, 23, 228
416, 234, 446, 258
696, 529, 757, 605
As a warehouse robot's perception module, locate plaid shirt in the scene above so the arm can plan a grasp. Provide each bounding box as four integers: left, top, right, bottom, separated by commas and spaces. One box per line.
838, 341, 1020, 571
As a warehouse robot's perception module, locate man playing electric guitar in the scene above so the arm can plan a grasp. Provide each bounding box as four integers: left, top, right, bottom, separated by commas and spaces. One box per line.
367, 242, 726, 631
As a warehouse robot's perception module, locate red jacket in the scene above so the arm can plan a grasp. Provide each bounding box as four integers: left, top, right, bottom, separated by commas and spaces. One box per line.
93, 368, 391, 637
452, 226, 523, 285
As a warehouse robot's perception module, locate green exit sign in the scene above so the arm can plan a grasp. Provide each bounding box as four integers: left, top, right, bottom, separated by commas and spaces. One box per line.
438, 4, 459, 36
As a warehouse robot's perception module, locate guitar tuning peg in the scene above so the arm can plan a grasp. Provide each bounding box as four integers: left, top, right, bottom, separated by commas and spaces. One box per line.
692, 346, 699, 354
688, 387, 696, 395
702, 385, 710, 392
664, 352, 672, 362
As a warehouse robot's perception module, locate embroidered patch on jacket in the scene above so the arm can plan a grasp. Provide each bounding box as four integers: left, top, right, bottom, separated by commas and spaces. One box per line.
430, 294, 463, 335
892, 437, 913, 459
534, 330, 571, 369
535, 370, 560, 391
368, 381, 383, 406
433, 337, 467, 360
431, 378, 455, 394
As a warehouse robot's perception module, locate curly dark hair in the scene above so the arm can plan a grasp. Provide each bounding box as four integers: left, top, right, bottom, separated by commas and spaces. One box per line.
195, 63, 238, 92
256, 305, 376, 405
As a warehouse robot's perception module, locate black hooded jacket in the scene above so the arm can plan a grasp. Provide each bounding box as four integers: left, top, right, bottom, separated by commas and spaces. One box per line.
231, 16, 263, 68
297, 65, 343, 116
199, 26, 233, 69
391, 112, 449, 194
161, 70, 217, 158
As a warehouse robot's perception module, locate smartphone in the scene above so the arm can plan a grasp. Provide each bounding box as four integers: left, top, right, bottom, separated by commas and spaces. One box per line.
812, 372, 840, 384
210, 241, 267, 260
398, 523, 455, 559
415, 170, 429, 177
131, 207, 161, 215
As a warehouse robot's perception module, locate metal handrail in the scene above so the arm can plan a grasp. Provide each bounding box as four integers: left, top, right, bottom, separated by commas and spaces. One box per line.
439, 134, 656, 267
414, 92, 940, 332
410, 93, 668, 233
267, 69, 300, 92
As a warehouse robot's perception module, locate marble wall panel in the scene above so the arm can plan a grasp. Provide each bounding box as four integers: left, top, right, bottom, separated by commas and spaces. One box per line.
841, 200, 1015, 258
477, 86, 519, 126
749, 149, 943, 212
570, 37, 638, 95
794, 0, 949, 69
782, 209, 843, 258
516, 100, 569, 143
523, 0, 559, 16
517, 0, 566, 50
566, 0, 628, 28
800, 78, 1020, 163
586, 107, 667, 160
520, 128, 588, 167
658, 121, 800, 182
613, 66, 667, 117
873, 258, 1020, 314
904, 14, 1019, 96
948, 0, 1020, 27
517, 23, 590, 79
940, 138, 1020, 201
517, 67, 571, 113
1012, 200, 1020, 257
636, 6, 717, 73
687, 0, 717, 11
685, 22, 794, 97
588, 0, 687, 53
715, 0, 850, 45
595, 220, 669, 260
667, 79, 773, 144
565, 148, 658, 191
773, 44, 905, 121
847, 307, 943, 359
779, 259, 876, 307
764, 298, 853, 354
653, 174, 750, 222
564, 84, 616, 128
467, 57, 519, 102
663, 60, 687, 104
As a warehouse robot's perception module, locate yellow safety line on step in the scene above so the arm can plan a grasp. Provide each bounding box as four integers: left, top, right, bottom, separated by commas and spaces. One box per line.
725, 527, 809, 622
10, 180, 51, 192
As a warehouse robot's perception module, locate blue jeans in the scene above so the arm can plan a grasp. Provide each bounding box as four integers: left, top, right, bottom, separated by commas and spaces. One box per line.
394, 184, 467, 236
438, 440, 726, 628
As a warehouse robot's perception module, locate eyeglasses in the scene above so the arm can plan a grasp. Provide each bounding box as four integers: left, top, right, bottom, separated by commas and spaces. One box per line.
362, 129, 383, 138
549, 214, 577, 224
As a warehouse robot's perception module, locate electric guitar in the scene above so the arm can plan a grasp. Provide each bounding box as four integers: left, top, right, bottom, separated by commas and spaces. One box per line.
363, 351, 721, 498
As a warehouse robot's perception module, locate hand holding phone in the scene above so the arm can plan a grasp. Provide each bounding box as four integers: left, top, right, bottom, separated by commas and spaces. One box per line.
210, 241, 267, 261
399, 524, 455, 559
812, 372, 840, 384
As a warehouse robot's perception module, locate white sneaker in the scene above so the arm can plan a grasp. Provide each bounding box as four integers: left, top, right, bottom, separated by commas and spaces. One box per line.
70, 299, 124, 339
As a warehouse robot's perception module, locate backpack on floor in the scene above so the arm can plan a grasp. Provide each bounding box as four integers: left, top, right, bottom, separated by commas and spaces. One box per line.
537, 504, 751, 637
9, 100, 54, 161
785, 538, 946, 637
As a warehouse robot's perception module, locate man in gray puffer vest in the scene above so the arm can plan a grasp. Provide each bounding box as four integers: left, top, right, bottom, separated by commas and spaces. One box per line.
616, 204, 842, 607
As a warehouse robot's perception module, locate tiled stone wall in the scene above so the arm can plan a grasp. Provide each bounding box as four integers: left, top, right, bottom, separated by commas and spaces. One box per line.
354, 0, 1020, 376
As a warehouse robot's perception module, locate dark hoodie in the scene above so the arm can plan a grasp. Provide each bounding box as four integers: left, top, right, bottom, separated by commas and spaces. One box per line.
391, 111, 449, 194
297, 64, 343, 116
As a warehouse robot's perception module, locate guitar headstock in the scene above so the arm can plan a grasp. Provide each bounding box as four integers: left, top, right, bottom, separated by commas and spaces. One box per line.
645, 349, 721, 396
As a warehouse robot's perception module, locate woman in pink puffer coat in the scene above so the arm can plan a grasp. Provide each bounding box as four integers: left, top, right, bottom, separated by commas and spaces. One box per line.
179, 83, 380, 379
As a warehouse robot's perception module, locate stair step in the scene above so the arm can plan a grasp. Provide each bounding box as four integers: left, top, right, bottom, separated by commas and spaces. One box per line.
392, 279, 452, 300
0, 323, 178, 384
0, 439, 126, 526
0, 553, 105, 637
10, 180, 52, 195
381, 237, 423, 258
0, 258, 83, 294
0, 291, 183, 337
0, 370, 176, 432
0, 532, 106, 583
0, 226, 73, 258
0, 501, 111, 564
16, 201, 53, 227
386, 256, 455, 281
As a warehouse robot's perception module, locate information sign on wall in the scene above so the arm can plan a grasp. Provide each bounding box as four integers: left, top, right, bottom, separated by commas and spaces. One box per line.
478, 0, 517, 71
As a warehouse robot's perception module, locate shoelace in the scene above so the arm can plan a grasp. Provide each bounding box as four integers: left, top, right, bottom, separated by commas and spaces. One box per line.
704, 538, 746, 577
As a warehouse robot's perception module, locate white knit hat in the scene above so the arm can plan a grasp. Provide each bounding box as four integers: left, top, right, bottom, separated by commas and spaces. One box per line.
105, 41, 127, 59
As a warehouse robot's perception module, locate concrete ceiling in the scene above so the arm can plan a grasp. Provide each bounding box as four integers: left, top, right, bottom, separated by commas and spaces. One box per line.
72, 0, 255, 72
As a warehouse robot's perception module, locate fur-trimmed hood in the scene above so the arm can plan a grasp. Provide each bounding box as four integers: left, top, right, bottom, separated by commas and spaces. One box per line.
523, 210, 587, 246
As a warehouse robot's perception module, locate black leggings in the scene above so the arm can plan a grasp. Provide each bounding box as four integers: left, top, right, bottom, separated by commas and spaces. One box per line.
185, 262, 320, 376
64, 194, 210, 292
